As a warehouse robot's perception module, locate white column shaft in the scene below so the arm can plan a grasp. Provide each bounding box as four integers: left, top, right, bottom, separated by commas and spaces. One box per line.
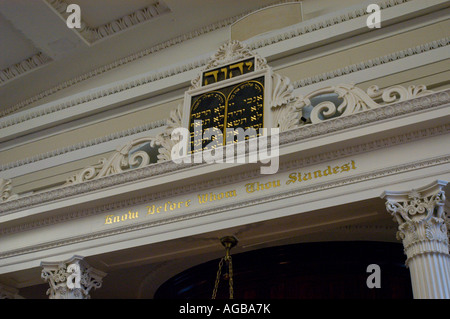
408, 252, 450, 298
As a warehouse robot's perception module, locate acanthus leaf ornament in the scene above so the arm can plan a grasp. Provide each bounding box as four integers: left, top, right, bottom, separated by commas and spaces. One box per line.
63, 81, 435, 185
270, 73, 304, 131
307, 84, 433, 124
65, 136, 157, 185
40, 256, 106, 299
381, 181, 449, 262
60, 42, 435, 186
152, 104, 183, 162
367, 84, 433, 103
0, 178, 18, 203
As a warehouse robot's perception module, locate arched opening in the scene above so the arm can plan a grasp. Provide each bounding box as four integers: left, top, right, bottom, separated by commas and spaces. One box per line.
154, 241, 412, 299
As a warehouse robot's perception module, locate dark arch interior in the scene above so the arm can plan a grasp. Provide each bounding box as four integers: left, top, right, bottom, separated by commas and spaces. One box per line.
154, 241, 412, 299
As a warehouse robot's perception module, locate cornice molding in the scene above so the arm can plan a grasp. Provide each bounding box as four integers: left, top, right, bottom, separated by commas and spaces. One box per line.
293, 37, 450, 89
0, 153, 448, 259
0, 0, 297, 117
1, 22, 446, 137
1, 123, 447, 236
46, 0, 171, 43
0, 118, 167, 173
1, 43, 441, 175
0, 52, 52, 86
0, 32, 446, 154
0, 89, 448, 217
0, 0, 416, 118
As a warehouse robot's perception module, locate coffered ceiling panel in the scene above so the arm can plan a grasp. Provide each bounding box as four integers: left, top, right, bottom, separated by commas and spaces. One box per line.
69, 0, 162, 27
0, 13, 40, 70
0, 0, 288, 111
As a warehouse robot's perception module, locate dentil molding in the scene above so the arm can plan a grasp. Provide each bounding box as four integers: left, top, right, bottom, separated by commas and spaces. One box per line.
46, 0, 171, 43
0, 52, 52, 86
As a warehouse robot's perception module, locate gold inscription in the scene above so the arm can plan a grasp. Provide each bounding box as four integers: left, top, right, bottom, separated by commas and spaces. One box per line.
245, 180, 281, 194
147, 200, 191, 215
286, 160, 357, 185
198, 190, 237, 204
105, 211, 139, 225
103, 160, 357, 226
202, 58, 255, 86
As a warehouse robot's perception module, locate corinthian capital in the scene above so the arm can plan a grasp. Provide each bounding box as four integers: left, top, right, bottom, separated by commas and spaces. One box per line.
41, 255, 106, 299
381, 180, 449, 261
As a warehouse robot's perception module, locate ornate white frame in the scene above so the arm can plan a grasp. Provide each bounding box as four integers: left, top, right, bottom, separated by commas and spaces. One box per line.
182, 67, 274, 138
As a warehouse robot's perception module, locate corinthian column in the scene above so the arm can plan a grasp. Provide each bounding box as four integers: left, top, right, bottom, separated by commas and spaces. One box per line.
381, 180, 450, 299
41, 255, 106, 299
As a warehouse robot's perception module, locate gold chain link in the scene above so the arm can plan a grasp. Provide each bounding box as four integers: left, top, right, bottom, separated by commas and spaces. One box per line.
212, 236, 237, 299
211, 255, 234, 299
227, 256, 234, 299
211, 257, 223, 299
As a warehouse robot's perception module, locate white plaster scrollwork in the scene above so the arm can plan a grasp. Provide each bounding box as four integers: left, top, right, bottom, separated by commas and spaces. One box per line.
384, 186, 448, 252
0, 178, 18, 203
1, 0, 420, 117
306, 84, 433, 124
153, 104, 183, 162
65, 105, 183, 185
41, 256, 106, 299
65, 136, 158, 185
367, 84, 433, 103
64, 81, 436, 185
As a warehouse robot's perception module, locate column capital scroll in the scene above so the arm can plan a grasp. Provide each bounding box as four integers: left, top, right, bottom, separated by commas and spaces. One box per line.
381, 180, 448, 259
41, 255, 106, 299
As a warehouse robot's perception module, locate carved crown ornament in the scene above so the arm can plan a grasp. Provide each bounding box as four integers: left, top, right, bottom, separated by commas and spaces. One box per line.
0, 40, 441, 202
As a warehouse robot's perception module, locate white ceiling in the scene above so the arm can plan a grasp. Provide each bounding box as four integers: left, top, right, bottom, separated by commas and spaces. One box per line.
70, 0, 159, 27
0, 0, 282, 112
0, 13, 40, 70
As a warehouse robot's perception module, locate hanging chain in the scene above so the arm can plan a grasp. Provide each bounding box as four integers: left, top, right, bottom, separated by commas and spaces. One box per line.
211, 252, 235, 299
227, 255, 234, 299
211, 257, 224, 299
212, 236, 237, 299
